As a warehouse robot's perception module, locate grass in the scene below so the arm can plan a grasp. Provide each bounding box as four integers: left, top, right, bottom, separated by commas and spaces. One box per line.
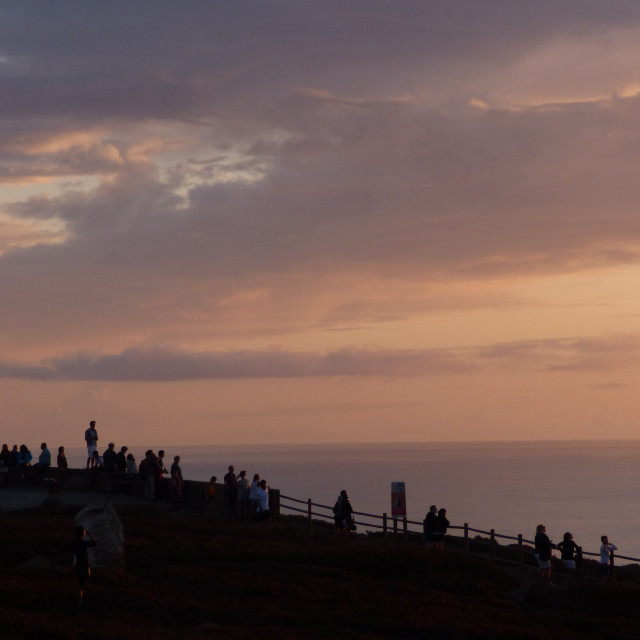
0, 505, 639, 638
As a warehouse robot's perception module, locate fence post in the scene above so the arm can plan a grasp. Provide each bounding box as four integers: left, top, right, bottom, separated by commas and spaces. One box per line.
490, 529, 496, 561
518, 534, 523, 572
307, 498, 312, 536
271, 489, 280, 520
576, 546, 583, 576
403, 517, 408, 541
610, 549, 616, 583
383, 513, 388, 541
464, 523, 469, 553
393, 517, 398, 538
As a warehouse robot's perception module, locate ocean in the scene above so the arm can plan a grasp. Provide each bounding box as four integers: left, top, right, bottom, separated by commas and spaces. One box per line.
65, 440, 640, 560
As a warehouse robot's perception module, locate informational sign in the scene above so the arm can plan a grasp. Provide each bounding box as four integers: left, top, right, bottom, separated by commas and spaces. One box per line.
391, 481, 406, 517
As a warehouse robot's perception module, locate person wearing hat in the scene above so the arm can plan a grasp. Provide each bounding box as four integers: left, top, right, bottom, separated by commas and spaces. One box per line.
224, 465, 238, 521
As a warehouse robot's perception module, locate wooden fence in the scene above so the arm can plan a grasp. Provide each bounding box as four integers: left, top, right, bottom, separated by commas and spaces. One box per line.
279, 493, 638, 575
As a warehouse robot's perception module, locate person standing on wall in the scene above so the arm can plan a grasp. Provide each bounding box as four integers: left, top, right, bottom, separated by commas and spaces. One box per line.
84, 421, 98, 469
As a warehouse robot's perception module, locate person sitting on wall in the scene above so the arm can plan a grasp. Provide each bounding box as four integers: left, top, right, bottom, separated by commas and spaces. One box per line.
31, 442, 52, 483
0, 444, 9, 486
87, 450, 105, 488
57, 446, 68, 488
17, 445, 32, 478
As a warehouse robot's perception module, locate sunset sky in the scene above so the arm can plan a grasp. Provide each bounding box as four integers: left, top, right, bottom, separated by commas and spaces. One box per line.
3, 1, 640, 447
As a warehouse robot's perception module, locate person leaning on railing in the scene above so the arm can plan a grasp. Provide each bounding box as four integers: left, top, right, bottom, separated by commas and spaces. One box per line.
534, 524, 554, 584
423, 505, 437, 547
432, 508, 449, 551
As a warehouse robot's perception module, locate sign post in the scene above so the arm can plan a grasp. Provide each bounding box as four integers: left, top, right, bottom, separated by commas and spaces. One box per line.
391, 481, 406, 518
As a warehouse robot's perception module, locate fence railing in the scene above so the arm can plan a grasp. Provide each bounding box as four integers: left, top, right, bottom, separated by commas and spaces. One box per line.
279, 493, 640, 574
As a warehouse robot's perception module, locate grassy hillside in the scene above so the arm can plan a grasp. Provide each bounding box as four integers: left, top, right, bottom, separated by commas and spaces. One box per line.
0, 506, 639, 639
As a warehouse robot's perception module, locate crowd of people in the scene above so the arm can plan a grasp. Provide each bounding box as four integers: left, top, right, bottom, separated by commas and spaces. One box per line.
0, 420, 274, 521
3, 420, 623, 595
85, 421, 273, 516
0, 442, 64, 484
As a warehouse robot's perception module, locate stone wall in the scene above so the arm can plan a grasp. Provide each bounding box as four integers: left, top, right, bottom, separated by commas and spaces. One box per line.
0, 466, 280, 517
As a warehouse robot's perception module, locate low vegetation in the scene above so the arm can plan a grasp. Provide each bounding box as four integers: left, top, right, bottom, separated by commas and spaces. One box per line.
0, 506, 639, 639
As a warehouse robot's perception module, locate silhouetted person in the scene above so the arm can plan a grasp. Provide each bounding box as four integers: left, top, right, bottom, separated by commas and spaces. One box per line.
57, 446, 68, 488
73, 525, 96, 607
557, 531, 578, 569
0, 444, 9, 485
433, 508, 450, 550
333, 489, 354, 534
91, 450, 103, 468
205, 476, 217, 516
143, 450, 157, 500
170, 455, 183, 510
17, 445, 32, 478
126, 453, 137, 476
224, 465, 238, 521
256, 479, 271, 523
85, 421, 98, 468
156, 450, 169, 499
599, 535, 617, 582
115, 446, 128, 473
103, 443, 116, 472
423, 505, 438, 547
9, 445, 18, 467
31, 442, 51, 481
237, 470, 250, 523
534, 524, 554, 584
248, 473, 260, 522
87, 450, 104, 488
0, 444, 10, 467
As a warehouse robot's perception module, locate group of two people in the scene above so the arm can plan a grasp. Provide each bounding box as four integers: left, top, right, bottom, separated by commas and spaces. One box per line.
423, 505, 450, 549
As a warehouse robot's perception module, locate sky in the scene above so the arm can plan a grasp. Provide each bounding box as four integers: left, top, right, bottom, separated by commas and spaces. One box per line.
3, 0, 640, 447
